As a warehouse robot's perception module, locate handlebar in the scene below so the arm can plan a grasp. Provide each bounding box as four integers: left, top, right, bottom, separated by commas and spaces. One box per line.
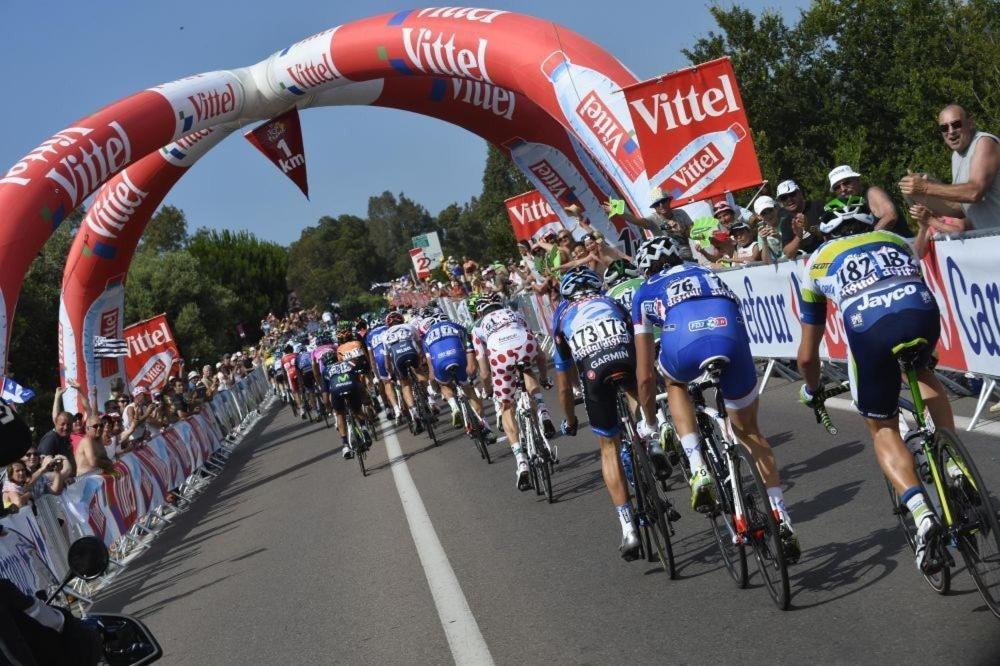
807, 382, 850, 435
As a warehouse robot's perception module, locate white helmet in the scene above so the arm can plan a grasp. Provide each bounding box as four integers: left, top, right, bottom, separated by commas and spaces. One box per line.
820, 196, 876, 236
321, 311, 334, 324
634, 235, 688, 275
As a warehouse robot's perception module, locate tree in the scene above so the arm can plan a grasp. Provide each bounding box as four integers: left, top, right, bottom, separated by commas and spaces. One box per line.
139, 205, 188, 254
474, 145, 531, 261
367, 191, 436, 275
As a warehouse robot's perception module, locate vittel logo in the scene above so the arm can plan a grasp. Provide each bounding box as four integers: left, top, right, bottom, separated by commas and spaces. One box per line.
126, 321, 174, 357
629, 74, 741, 134
402, 28, 492, 83
285, 51, 343, 93
529, 160, 569, 199
510, 196, 555, 225
86, 171, 149, 240
0, 127, 91, 187
185, 82, 237, 125
576, 91, 628, 154
100, 308, 119, 338
450, 79, 515, 119
855, 284, 918, 311
46, 121, 132, 207
416, 7, 508, 23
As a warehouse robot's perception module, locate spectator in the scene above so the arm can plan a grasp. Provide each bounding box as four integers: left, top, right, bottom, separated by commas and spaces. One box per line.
38, 411, 75, 477
827, 165, 910, 236
101, 413, 137, 459
899, 104, 1000, 230
752, 196, 783, 263
712, 201, 740, 231
215, 363, 233, 392
21, 448, 70, 489
169, 377, 192, 419
462, 256, 480, 285
3, 458, 65, 511
909, 203, 969, 259
201, 364, 217, 397
74, 419, 117, 477
776, 179, 824, 258
728, 220, 762, 265
604, 187, 694, 236
122, 387, 153, 443
447, 277, 466, 298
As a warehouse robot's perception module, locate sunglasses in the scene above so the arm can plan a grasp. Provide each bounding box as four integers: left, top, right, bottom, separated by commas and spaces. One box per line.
24, 452, 39, 458
777, 193, 796, 202
939, 119, 962, 133
87, 423, 103, 431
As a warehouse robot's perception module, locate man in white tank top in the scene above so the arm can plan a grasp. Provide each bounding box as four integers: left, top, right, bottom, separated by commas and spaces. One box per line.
899, 104, 1000, 229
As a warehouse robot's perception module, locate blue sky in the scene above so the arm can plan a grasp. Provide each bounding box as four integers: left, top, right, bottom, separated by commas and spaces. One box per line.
0, 1, 807, 245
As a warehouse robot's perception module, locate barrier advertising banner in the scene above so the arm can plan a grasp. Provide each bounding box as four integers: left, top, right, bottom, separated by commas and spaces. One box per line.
123, 314, 181, 392
505, 189, 564, 242
244, 107, 310, 199
623, 57, 762, 206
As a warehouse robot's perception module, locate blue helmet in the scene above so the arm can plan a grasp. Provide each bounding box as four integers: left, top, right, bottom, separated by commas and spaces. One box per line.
559, 267, 603, 300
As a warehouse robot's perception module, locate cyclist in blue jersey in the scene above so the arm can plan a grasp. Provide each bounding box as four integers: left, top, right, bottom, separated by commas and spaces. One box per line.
796, 198, 956, 574
631, 236, 800, 562
421, 312, 491, 435
366, 317, 402, 424
383, 311, 428, 433
553, 267, 659, 560
294, 335, 322, 419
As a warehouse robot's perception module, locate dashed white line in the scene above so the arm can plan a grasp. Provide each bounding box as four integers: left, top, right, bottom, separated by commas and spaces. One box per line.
382, 425, 495, 665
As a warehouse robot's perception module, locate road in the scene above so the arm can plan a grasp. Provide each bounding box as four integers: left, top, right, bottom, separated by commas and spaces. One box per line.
96, 377, 1000, 664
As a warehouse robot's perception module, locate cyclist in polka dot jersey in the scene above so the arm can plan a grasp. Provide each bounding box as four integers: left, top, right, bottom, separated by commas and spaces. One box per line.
471, 294, 554, 491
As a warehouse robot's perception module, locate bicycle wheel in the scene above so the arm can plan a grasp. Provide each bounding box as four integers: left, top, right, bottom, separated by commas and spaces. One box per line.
633, 440, 677, 578
355, 424, 367, 477
937, 429, 1000, 618
734, 445, 790, 610
883, 474, 950, 594
699, 413, 748, 587
321, 402, 331, 429
478, 431, 492, 464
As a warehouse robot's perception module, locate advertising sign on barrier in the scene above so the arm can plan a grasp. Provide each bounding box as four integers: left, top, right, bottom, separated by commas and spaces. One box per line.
932, 238, 998, 376
123, 313, 181, 393
622, 57, 762, 206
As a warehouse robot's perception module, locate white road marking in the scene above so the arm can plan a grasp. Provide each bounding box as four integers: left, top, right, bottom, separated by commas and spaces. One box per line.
825, 397, 1000, 437
383, 426, 495, 665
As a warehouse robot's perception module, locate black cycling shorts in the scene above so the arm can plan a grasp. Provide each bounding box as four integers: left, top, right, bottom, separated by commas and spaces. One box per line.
579, 349, 636, 438
331, 383, 364, 414
300, 371, 317, 391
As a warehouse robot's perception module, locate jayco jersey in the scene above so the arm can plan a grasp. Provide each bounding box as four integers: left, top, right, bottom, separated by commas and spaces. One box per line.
798, 230, 926, 326
552, 295, 633, 371
631, 262, 739, 334
471, 308, 529, 358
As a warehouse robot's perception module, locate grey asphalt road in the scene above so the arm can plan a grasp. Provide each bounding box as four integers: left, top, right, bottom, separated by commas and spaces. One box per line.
96, 378, 1000, 665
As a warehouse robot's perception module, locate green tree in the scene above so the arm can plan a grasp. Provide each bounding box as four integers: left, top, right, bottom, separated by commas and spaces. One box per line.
474, 144, 531, 261
139, 204, 188, 254
367, 192, 436, 275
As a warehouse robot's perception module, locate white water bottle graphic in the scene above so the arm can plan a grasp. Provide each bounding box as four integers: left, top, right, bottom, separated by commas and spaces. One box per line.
503, 137, 617, 243
650, 123, 747, 201
541, 51, 647, 208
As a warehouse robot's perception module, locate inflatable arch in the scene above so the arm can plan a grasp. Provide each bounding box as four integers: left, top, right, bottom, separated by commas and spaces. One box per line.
0, 8, 655, 406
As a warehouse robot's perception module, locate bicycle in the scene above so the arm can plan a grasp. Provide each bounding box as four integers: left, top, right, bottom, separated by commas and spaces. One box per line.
688, 356, 791, 610
615, 381, 678, 577
812, 338, 1000, 617
512, 362, 556, 503
407, 367, 439, 445
343, 401, 373, 477
448, 367, 492, 464
296, 382, 315, 422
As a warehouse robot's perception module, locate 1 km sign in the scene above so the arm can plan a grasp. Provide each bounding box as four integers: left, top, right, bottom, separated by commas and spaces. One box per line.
244, 107, 310, 198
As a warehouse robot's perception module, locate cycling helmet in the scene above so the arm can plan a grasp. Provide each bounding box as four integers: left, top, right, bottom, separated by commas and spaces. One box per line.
314, 331, 333, 346
337, 326, 359, 344
559, 267, 604, 300
320, 350, 337, 367
476, 293, 505, 316
466, 294, 483, 318
424, 312, 448, 327
354, 317, 368, 331
603, 259, 638, 287
321, 311, 334, 325
385, 311, 404, 326
820, 195, 876, 236
634, 235, 687, 275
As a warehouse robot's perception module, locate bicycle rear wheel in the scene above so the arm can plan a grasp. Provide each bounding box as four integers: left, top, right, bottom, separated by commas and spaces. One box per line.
883, 475, 950, 594
937, 428, 1000, 618
699, 413, 748, 587
633, 440, 677, 578
735, 446, 790, 610
321, 402, 331, 429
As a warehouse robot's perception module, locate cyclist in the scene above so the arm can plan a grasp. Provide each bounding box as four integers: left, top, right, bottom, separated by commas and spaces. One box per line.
337, 323, 377, 424
795, 197, 955, 574
383, 311, 428, 433
551, 267, 648, 559
422, 310, 492, 436
310, 331, 338, 417
366, 314, 402, 424
280, 343, 304, 418
322, 347, 370, 457
631, 236, 800, 561
295, 335, 321, 419
471, 293, 554, 490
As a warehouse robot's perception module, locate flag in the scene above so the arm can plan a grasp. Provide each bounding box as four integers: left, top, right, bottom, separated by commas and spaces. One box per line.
244, 108, 310, 199
1, 377, 36, 404
93, 335, 128, 358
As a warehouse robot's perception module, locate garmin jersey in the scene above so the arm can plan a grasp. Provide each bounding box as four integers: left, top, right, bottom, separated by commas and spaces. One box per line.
471, 308, 529, 358
552, 295, 632, 371
798, 230, 924, 325
632, 262, 739, 334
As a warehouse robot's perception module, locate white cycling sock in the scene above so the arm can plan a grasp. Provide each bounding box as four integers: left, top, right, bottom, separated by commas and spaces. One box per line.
533, 392, 547, 409
409, 406, 419, 420
903, 487, 934, 532
448, 397, 459, 412
509, 441, 526, 464
767, 486, 791, 526
616, 503, 635, 535
681, 433, 705, 471
25, 598, 65, 632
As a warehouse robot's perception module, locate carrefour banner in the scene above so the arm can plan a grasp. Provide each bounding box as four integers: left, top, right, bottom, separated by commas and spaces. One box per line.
504, 190, 565, 242
622, 57, 762, 206
123, 313, 181, 392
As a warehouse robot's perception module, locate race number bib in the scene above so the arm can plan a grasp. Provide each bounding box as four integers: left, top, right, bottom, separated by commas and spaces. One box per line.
568, 317, 630, 358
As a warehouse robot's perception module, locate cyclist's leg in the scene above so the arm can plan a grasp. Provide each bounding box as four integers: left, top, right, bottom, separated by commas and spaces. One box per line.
917, 368, 955, 430
330, 391, 351, 457
485, 349, 528, 487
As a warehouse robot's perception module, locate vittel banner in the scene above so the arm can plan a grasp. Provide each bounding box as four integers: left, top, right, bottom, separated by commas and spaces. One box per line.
150, 72, 245, 139
123, 314, 181, 392
504, 190, 564, 242
623, 57, 762, 206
